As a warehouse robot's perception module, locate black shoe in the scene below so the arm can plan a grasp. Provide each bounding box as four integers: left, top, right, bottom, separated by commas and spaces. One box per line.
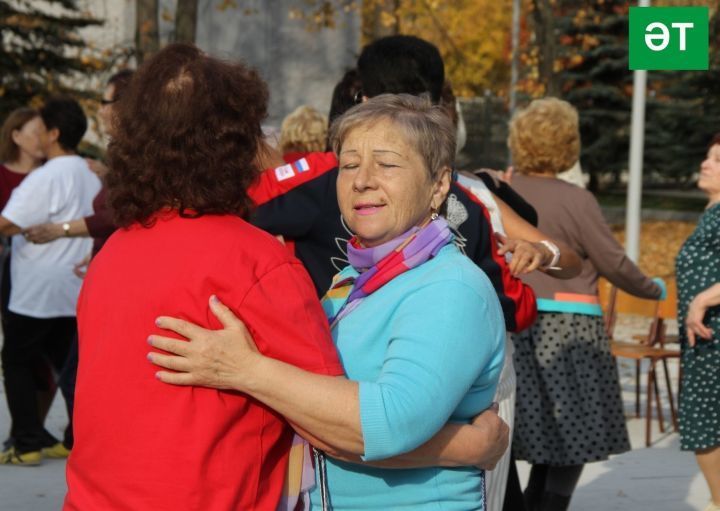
523, 464, 549, 511
538, 492, 571, 511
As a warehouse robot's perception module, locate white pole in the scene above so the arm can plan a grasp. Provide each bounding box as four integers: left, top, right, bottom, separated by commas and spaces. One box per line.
510, 0, 520, 116
626, 0, 651, 262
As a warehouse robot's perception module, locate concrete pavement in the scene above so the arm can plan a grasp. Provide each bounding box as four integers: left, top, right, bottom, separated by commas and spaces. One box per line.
0, 315, 711, 510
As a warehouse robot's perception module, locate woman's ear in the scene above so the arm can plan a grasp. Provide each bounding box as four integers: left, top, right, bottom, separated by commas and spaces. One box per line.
46, 127, 60, 146
431, 166, 452, 211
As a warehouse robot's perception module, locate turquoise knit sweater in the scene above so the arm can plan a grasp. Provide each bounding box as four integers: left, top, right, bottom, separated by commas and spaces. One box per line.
310, 244, 505, 510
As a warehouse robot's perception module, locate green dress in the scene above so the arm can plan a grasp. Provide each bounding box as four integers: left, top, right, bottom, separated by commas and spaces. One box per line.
675, 202, 720, 451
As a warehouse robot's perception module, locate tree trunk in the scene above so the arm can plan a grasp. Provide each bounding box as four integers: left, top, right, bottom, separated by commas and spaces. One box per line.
532, 0, 559, 96
135, 0, 159, 64
361, 0, 401, 45
175, 0, 198, 44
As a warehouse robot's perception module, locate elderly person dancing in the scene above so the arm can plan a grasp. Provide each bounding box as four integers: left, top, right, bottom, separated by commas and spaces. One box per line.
0, 97, 100, 465
68, 47, 505, 511
676, 133, 720, 511
63, 44, 347, 510
149, 94, 506, 510
508, 98, 664, 511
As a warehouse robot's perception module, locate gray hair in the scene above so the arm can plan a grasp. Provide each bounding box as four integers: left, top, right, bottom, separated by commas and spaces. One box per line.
329, 93, 456, 181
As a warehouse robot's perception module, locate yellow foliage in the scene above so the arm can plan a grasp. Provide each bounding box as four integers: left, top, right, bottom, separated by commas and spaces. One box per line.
215, 0, 238, 11
379, 10, 398, 28
361, 0, 512, 97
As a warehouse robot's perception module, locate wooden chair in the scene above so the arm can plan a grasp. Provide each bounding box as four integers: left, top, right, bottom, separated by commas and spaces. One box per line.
632, 280, 680, 346
598, 278, 680, 447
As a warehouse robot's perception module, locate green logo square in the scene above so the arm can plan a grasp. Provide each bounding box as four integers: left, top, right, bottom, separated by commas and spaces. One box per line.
629, 7, 708, 70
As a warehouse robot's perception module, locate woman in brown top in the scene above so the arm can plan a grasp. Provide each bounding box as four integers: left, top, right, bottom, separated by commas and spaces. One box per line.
507, 98, 664, 511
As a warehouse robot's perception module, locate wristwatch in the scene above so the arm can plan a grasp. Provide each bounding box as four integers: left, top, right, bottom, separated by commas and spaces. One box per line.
62, 222, 71, 237
539, 240, 561, 270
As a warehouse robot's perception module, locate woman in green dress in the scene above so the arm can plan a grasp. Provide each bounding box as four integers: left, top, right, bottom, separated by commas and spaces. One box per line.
676, 133, 720, 511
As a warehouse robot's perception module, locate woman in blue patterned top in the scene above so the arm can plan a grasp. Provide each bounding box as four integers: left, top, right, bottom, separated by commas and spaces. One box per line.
675, 134, 720, 511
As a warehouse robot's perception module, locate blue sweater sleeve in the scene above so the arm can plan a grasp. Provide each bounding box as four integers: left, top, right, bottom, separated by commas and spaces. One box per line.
358, 278, 504, 461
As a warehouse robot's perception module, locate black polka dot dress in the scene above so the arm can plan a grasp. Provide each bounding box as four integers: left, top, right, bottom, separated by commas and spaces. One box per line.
511, 313, 631, 465
676, 203, 720, 452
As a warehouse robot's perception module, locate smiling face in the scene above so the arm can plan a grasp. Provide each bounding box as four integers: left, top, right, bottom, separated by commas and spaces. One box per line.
699, 143, 720, 198
12, 116, 46, 161
336, 118, 450, 247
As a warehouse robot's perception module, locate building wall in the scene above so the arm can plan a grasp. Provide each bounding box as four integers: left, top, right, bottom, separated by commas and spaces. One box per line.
196, 0, 360, 125
80, 0, 360, 126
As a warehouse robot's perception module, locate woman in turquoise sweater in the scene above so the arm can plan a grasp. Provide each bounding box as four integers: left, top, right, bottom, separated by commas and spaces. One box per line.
148, 94, 506, 510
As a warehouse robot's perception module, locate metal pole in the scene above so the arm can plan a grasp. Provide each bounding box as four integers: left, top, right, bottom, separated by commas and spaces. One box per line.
625, 0, 651, 262
508, 0, 521, 168
509, 0, 521, 116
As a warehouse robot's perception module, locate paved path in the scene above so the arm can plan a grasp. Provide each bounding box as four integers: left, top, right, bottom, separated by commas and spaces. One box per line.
0, 315, 710, 510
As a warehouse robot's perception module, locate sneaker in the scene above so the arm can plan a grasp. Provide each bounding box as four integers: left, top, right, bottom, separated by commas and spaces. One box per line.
0, 447, 42, 466
42, 442, 71, 459
704, 502, 720, 511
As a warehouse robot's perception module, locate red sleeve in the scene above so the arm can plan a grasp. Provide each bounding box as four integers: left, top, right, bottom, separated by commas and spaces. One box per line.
481, 203, 537, 332
239, 261, 344, 375
501, 268, 538, 332
248, 151, 338, 206
454, 180, 537, 332
85, 188, 115, 240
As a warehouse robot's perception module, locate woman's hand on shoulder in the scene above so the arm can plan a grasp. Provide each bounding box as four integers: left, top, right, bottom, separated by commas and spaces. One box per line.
495, 233, 546, 276
148, 295, 262, 391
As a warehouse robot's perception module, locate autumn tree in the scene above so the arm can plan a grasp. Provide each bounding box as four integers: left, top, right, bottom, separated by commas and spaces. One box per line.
0, 0, 106, 120
644, 6, 720, 183
136, 0, 159, 64
174, 0, 198, 43
136, 0, 198, 53
531, 0, 559, 97
287, 0, 513, 97
556, 1, 632, 189
518, 0, 720, 188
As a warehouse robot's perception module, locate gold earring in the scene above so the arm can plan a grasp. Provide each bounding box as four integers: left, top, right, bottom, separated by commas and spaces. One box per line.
430, 207, 439, 221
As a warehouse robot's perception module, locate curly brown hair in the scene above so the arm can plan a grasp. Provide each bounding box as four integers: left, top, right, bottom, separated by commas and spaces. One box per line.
106, 43, 268, 227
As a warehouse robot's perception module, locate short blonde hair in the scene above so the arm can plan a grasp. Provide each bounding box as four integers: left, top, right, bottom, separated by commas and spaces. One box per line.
508, 97, 580, 176
329, 93, 455, 181
279, 105, 328, 154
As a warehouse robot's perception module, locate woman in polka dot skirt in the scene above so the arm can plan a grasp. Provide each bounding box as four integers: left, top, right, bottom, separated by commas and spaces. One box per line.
676, 134, 720, 511
507, 98, 665, 511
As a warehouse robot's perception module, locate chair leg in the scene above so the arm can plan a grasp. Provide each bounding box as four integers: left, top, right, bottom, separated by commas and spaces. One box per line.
646, 362, 654, 447
662, 358, 679, 431
652, 362, 665, 433
635, 359, 641, 418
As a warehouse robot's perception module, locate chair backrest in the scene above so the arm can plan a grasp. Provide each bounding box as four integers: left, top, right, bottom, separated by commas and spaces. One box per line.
658, 277, 677, 320
598, 277, 663, 344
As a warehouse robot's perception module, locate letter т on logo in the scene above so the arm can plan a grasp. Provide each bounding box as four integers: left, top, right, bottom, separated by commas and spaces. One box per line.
629, 7, 709, 71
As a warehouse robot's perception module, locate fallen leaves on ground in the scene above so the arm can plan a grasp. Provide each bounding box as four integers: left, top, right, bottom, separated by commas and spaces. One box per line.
611, 221, 697, 278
